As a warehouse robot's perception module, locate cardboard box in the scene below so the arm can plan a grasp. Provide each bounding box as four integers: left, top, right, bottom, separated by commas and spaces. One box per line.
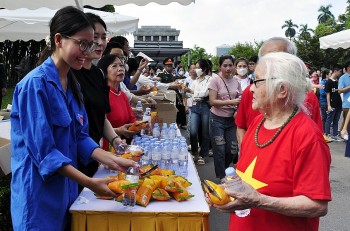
0, 138, 11, 176
143, 100, 177, 124
0, 110, 10, 120
150, 90, 176, 102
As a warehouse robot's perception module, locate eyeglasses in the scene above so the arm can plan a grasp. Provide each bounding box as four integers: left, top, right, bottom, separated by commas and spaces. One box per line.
253, 78, 276, 87
62, 35, 98, 52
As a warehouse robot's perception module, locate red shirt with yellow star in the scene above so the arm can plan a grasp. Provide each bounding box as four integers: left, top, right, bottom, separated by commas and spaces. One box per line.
230, 111, 331, 231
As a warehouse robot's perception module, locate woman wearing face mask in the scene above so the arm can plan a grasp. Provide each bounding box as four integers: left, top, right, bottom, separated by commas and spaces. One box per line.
234, 57, 251, 91
187, 59, 212, 165
71, 13, 135, 179
177, 66, 186, 79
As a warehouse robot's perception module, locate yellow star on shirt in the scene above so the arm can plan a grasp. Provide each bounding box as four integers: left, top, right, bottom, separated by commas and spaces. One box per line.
236, 156, 268, 190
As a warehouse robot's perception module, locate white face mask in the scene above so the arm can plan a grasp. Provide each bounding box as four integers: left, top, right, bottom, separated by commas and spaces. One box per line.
237, 68, 248, 76
179, 70, 184, 76
195, 68, 203, 77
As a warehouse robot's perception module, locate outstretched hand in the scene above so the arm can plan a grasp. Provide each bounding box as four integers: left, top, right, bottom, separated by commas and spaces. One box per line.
214, 181, 261, 213
88, 177, 118, 197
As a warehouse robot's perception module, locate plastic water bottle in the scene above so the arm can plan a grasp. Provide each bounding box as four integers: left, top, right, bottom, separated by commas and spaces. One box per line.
135, 100, 143, 121
168, 123, 176, 140
161, 123, 168, 139
178, 143, 188, 176
170, 141, 179, 172
152, 123, 160, 139
151, 142, 162, 166
160, 142, 171, 169
140, 141, 150, 166
142, 107, 152, 135
122, 167, 139, 207
224, 167, 251, 217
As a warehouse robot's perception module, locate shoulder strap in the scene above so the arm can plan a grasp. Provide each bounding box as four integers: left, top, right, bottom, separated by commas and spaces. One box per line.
218, 75, 232, 100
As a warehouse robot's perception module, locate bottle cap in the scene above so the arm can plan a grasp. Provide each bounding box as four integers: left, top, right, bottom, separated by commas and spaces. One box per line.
225, 167, 236, 176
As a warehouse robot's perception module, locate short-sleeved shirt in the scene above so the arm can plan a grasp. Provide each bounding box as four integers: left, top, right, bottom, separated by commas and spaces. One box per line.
338, 72, 350, 108
102, 87, 136, 151
234, 75, 251, 91
208, 75, 241, 117
72, 65, 110, 143
10, 57, 98, 230
230, 111, 332, 231
325, 79, 342, 109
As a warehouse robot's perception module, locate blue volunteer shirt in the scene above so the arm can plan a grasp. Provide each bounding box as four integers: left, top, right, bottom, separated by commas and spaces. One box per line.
338, 72, 350, 108
10, 57, 99, 231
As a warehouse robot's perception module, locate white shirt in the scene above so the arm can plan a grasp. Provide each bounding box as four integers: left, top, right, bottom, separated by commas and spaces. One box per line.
191, 75, 211, 102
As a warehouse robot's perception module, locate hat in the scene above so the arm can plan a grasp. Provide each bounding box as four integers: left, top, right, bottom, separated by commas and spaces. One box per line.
163, 57, 174, 65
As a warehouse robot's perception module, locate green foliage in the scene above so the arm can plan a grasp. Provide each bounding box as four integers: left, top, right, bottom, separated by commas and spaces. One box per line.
84, 5, 115, 12
0, 40, 44, 87
318, 4, 335, 25
282, 19, 299, 40
180, 45, 211, 68
229, 42, 261, 59
314, 23, 335, 37
210, 56, 219, 72
1, 87, 14, 109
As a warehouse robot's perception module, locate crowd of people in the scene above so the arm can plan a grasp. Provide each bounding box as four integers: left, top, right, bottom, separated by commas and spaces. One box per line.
7, 5, 343, 231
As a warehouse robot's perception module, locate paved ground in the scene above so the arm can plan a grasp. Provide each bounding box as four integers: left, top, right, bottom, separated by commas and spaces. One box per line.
181, 127, 350, 231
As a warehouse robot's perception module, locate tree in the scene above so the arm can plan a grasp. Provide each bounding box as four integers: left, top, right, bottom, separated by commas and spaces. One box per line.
228, 42, 261, 60
282, 19, 299, 40
318, 4, 335, 25
180, 45, 211, 69
298, 24, 313, 40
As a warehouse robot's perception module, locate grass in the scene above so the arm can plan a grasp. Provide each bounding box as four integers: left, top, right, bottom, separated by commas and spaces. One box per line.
1, 87, 14, 110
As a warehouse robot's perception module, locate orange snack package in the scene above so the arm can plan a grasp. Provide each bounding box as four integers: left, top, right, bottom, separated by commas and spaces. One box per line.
108, 180, 132, 194
128, 121, 148, 132
152, 188, 171, 201
202, 180, 231, 205
136, 178, 161, 207
171, 183, 194, 202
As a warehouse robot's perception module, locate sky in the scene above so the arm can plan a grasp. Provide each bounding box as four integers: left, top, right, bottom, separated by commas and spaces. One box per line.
116, 0, 348, 56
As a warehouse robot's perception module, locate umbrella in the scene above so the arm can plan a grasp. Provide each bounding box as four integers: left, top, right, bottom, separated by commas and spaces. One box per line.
0, 8, 139, 42
319, 29, 350, 49
1, 0, 195, 10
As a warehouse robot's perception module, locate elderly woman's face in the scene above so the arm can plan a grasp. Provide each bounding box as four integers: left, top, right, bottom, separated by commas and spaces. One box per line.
107, 57, 125, 84
250, 63, 267, 111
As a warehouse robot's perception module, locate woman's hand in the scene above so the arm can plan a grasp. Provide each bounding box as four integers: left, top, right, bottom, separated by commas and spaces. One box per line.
138, 58, 149, 70
110, 136, 125, 148
231, 98, 241, 106
87, 177, 118, 197
214, 181, 261, 213
115, 124, 138, 138
327, 105, 333, 113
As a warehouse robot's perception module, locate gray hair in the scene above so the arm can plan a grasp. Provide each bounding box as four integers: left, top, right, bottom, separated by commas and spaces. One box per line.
258, 37, 297, 58
257, 52, 311, 110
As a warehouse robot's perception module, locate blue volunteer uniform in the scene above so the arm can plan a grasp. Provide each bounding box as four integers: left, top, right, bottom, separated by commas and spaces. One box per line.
10, 57, 99, 231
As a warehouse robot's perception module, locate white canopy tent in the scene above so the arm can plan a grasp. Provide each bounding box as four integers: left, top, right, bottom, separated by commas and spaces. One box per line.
0, 8, 139, 42
319, 29, 350, 49
1, 0, 195, 10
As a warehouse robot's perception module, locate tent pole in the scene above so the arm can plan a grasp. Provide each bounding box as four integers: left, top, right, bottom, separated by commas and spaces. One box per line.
75, 0, 83, 10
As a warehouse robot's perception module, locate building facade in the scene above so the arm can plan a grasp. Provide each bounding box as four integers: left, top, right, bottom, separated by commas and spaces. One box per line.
132, 26, 189, 65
